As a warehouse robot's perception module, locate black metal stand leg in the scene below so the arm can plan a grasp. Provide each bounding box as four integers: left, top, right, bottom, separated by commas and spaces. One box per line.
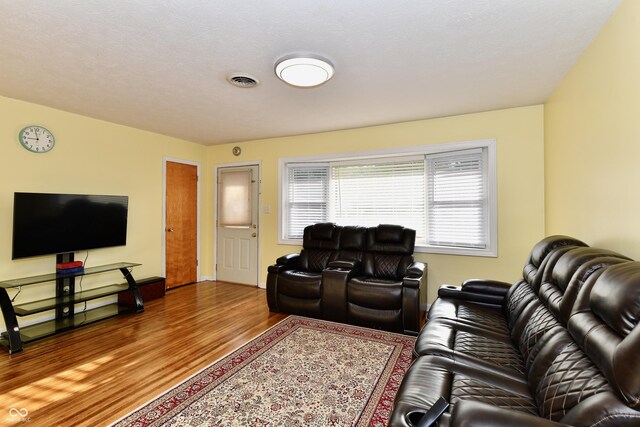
0, 288, 22, 354
120, 268, 144, 313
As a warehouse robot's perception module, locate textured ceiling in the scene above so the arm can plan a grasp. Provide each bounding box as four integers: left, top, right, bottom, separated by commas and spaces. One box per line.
0, 1, 620, 145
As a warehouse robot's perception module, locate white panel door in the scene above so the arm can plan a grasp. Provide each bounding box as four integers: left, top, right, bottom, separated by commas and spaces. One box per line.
216, 165, 259, 285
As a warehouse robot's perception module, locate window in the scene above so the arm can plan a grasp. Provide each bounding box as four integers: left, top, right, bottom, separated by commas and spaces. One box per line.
285, 164, 329, 239
426, 149, 487, 248
279, 140, 496, 256
329, 157, 426, 240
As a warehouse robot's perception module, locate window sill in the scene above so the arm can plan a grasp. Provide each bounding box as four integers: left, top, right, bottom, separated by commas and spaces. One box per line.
414, 244, 497, 258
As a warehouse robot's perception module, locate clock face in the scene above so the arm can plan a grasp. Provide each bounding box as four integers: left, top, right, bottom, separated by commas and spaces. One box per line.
19, 125, 55, 153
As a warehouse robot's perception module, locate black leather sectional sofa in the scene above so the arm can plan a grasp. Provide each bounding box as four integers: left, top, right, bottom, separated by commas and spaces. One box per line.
267, 223, 427, 334
390, 235, 640, 426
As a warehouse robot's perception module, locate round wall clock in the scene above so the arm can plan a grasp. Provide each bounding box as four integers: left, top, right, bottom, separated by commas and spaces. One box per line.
18, 125, 55, 153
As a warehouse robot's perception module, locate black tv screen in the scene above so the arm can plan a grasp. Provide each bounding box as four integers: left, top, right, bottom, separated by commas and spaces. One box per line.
12, 192, 128, 259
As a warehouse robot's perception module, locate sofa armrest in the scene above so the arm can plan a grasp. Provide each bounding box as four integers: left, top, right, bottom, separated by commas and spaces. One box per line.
267, 254, 300, 275
403, 262, 426, 289
438, 284, 505, 306
276, 253, 300, 266
406, 261, 426, 279
461, 279, 511, 296
328, 259, 360, 270
448, 401, 569, 427
322, 265, 360, 323
402, 262, 428, 335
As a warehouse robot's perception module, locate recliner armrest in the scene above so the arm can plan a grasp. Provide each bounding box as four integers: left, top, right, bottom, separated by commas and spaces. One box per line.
461, 279, 511, 296
438, 284, 505, 306
406, 261, 426, 278
403, 262, 426, 289
268, 253, 300, 274
276, 253, 300, 266
448, 401, 569, 427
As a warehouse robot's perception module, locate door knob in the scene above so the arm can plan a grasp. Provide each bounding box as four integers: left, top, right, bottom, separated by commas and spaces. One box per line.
166, 227, 174, 232
251, 232, 257, 237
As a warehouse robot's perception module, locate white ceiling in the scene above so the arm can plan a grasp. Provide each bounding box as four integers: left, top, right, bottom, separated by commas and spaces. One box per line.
0, 1, 620, 145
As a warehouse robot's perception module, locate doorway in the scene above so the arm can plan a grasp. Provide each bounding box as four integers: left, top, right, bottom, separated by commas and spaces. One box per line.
216, 164, 259, 285
164, 159, 199, 289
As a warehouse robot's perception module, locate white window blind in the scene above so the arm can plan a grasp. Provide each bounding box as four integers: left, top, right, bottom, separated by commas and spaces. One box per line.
329, 158, 426, 242
426, 148, 487, 248
286, 164, 329, 239
280, 141, 495, 255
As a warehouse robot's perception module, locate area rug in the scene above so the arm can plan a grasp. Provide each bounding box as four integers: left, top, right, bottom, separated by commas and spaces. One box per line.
112, 315, 415, 427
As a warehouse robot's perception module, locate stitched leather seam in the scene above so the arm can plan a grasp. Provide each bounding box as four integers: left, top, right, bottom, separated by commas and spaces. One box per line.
591, 413, 640, 427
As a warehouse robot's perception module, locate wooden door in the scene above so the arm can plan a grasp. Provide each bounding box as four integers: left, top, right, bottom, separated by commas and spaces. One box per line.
216, 165, 259, 285
165, 161, 198, 289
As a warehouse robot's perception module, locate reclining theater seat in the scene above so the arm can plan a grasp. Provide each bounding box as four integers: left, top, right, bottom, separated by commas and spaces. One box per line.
267, 223, 427, 334
414, 244, 631, 376
266, 222, 341, 318
347, 224, 426, 334
427, 235, 588, 327
390, 243, 640, 426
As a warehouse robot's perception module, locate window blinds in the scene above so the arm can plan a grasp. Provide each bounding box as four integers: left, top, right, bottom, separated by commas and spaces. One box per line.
286, 164, 329, 239
284, 147, 489, 250
329, 158, 426, 242
426, 149, 487, 248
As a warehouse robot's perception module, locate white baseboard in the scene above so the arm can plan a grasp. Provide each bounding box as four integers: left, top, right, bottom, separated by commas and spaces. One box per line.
199, 275, 215, 282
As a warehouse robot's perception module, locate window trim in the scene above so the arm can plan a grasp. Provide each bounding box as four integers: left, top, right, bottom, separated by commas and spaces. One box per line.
278, 139, 497, 257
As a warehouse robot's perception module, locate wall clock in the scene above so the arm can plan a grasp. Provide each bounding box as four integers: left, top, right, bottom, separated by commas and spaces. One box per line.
18, 125, 55, 153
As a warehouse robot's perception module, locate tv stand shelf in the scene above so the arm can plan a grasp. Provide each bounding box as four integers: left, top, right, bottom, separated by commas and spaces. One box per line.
0, 262, 144, 354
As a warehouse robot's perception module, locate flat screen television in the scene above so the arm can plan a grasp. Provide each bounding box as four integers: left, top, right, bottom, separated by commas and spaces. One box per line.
12, 192, 129, 259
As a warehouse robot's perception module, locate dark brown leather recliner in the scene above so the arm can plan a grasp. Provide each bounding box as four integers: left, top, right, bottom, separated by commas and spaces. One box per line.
266, 222, 341, 318
267, 223, 427, 334
346, 224, 425, 334
389, 236, 640, 427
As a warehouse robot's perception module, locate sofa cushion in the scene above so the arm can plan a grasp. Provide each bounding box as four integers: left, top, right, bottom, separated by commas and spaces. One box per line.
348, 277, 403, 309
278, 270, 322, 299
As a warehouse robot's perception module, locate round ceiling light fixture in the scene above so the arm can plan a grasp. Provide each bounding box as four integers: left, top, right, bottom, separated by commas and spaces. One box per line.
275, 56, 334, 88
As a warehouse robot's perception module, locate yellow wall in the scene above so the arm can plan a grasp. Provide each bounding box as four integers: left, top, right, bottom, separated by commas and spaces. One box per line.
0, 95, 210, 330
208, 105, 545, 303
0, 95, 544, 333
545, 0, 640, 258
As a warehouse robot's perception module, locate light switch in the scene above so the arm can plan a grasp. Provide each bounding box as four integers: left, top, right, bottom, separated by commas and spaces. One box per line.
263, 204, 271, 214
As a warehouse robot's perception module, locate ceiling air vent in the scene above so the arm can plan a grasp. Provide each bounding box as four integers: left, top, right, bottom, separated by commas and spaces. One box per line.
227, 73, 259, 88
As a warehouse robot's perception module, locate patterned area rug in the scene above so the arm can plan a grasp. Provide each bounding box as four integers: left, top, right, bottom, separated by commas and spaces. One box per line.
112, 316, 415, 427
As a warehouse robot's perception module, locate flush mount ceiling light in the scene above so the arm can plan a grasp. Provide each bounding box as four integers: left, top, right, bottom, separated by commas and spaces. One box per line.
275, 56, 334, 88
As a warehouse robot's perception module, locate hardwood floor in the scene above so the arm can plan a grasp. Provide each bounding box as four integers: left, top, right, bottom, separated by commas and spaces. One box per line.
0, 282, 286, 426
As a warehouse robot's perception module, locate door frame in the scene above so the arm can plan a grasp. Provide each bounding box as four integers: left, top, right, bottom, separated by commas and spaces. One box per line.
162, 157, 201, 282
214, 161, 262, 287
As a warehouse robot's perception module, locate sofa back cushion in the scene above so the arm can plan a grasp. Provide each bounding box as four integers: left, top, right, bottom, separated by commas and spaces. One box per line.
300, 223, 342, 272
362, 225, 415, 279
569, 261, 640, 409
523, 235, 587, 285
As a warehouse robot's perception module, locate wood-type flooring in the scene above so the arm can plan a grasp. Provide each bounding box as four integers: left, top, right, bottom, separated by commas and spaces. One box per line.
0, 281, 286, 426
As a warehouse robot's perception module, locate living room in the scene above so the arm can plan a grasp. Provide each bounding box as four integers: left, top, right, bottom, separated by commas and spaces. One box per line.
1, 0, 638, 425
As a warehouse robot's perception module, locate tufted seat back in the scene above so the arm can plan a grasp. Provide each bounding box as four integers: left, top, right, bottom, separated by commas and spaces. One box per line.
569, 262, 640, 410
362, 224, 415, 280
522, 235, 588, 286
299, 222, 342, 272
502, 236, 587, 331
538, 247, 631, 324
516, 261, 640, 425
